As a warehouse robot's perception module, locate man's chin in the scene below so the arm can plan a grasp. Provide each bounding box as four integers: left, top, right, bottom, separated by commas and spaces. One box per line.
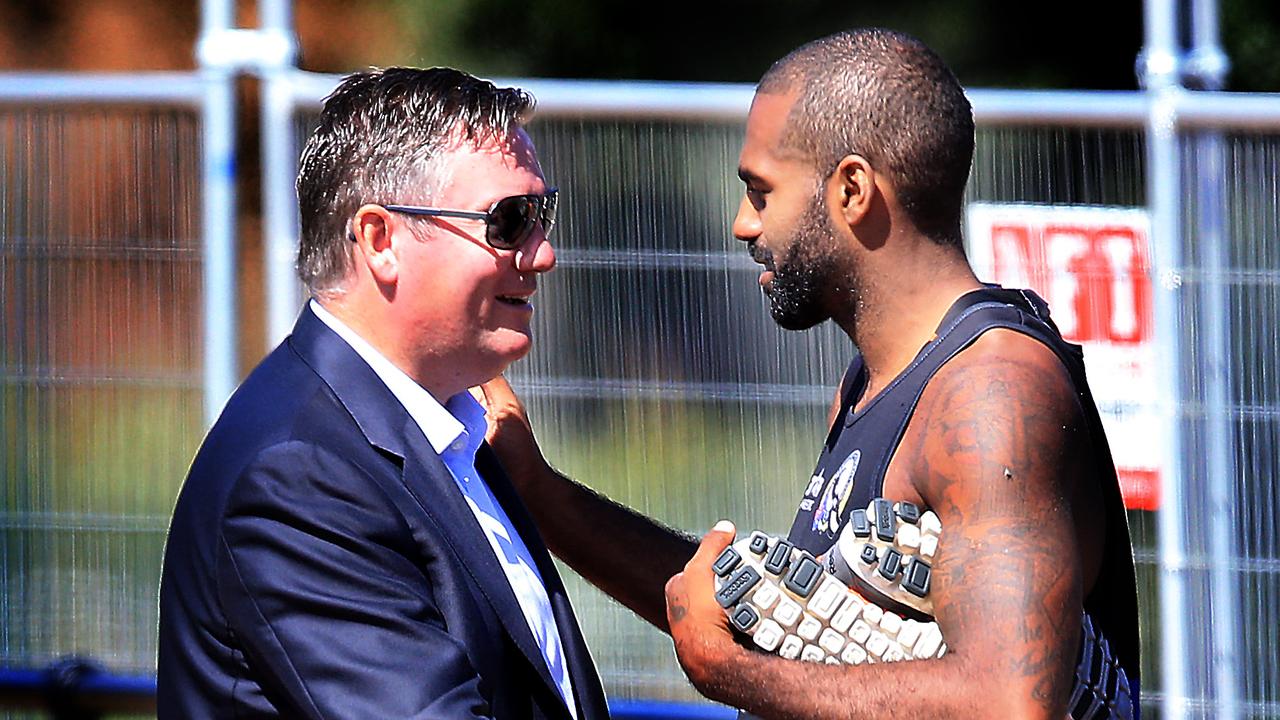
489, 330, 534, 365
768, 299, 828, 331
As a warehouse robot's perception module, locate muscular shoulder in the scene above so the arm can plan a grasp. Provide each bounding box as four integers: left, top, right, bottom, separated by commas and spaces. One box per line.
920, 327, 1082, 432
933, 328, 1077, 410
903, 328, 1087, 510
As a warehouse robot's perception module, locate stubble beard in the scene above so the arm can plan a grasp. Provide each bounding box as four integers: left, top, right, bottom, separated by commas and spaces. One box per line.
764, 198, 860, 332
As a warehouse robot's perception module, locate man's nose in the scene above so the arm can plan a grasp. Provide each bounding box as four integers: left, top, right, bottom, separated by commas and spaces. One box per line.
732, 195, 761, 242
514, 227, 556, 273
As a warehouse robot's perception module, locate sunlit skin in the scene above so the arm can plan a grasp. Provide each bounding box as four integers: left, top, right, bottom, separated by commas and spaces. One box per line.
731, 92, 827, 295
730, 93, 850, 333
480, 90, 1109, 719
322, 128, 556, 402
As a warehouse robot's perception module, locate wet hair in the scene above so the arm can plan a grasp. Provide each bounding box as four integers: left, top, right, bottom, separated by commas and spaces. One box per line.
758, 28, 975, 247
295, 67, 536, 295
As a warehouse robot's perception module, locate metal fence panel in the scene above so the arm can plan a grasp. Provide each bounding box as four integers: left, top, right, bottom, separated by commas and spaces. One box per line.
0, 107, 204, 676
1179, 130, 1280, 718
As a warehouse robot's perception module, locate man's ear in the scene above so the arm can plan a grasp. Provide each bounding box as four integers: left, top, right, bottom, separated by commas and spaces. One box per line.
350, 204, 399, 285
832, 154, 877, 229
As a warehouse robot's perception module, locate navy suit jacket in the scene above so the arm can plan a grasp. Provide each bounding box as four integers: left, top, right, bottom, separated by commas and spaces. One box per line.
158, 306, 608, 719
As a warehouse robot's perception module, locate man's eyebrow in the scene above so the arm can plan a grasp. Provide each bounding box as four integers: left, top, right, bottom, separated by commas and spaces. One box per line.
737, 167, 766, 186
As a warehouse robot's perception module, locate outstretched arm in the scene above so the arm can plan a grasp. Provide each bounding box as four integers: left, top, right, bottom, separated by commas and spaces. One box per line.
664, 331, 1090, 719
477, 377, 697, 632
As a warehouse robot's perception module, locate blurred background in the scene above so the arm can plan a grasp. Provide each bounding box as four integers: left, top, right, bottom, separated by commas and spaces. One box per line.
2, 0, 1279, 718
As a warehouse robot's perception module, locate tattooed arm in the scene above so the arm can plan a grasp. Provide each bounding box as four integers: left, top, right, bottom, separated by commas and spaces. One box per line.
665, 330, 1091, 719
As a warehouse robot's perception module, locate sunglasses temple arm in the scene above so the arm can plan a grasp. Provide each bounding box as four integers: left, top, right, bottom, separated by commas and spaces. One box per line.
384, 206, 489, 221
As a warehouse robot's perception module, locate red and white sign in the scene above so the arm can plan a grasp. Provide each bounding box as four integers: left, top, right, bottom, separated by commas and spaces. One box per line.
966, 203, 1160, 510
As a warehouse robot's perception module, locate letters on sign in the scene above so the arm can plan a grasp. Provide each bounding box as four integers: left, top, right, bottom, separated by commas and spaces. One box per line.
987, 222, 1152, 345
967, 204, 1160, 510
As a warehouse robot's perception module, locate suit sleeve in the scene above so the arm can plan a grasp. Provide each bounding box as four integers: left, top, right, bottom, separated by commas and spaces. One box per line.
215, 440, 493, 720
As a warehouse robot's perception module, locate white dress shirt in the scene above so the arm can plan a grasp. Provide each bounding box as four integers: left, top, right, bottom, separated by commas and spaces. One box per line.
311, 300, 576, 717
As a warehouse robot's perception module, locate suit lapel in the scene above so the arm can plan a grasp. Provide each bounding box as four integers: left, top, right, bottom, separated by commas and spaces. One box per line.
478, 446, 610, 719
397, 435, 568, 709
287, 306, 574, 715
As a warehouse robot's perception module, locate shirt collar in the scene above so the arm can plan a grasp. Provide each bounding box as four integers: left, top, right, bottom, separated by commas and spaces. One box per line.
310, 299, 485, 457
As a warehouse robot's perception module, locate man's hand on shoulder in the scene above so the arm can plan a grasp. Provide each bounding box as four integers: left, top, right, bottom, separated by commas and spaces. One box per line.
477, 375, 702, 631
475, 376, 552, 493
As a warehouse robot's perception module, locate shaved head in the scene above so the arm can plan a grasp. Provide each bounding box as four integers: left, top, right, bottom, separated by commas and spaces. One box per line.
759, 28, 975, 248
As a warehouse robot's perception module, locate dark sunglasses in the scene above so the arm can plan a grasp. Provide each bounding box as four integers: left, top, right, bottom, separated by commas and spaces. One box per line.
383, 188, 558, 251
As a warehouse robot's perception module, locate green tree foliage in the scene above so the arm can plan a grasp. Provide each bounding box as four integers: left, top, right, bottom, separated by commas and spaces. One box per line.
1223, 0, 1280, 91
391, 0, 1277, 90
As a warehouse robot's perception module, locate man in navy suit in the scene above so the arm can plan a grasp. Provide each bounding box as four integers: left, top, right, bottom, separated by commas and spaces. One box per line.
157, 67, 608, 719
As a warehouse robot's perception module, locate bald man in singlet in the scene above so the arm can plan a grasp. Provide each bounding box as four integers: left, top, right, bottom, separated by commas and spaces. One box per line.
481, 28, 1140, 719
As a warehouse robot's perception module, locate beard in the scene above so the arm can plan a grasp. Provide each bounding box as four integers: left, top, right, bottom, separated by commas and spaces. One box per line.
756, 197, 857, 331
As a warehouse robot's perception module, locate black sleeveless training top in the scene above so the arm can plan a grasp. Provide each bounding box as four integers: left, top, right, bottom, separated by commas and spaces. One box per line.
784, 286, 1141, 690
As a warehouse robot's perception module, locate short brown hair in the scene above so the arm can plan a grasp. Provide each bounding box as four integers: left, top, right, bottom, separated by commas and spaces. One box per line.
295, 67, 536, 295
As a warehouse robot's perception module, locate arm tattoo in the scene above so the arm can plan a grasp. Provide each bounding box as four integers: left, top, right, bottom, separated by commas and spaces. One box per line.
905, 336, 1086, 714
669, 599, 688, 624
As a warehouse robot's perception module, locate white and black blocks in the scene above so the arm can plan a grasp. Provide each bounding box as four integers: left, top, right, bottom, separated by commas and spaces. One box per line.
711, 497, 1134, 720
711, 523, 947, 666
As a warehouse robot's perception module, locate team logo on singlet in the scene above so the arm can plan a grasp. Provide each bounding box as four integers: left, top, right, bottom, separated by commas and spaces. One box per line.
811, 449, 860, 537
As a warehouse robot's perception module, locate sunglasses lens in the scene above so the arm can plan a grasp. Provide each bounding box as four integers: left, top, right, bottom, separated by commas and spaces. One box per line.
487, 193, 556, 250
485, 196, 531, 249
